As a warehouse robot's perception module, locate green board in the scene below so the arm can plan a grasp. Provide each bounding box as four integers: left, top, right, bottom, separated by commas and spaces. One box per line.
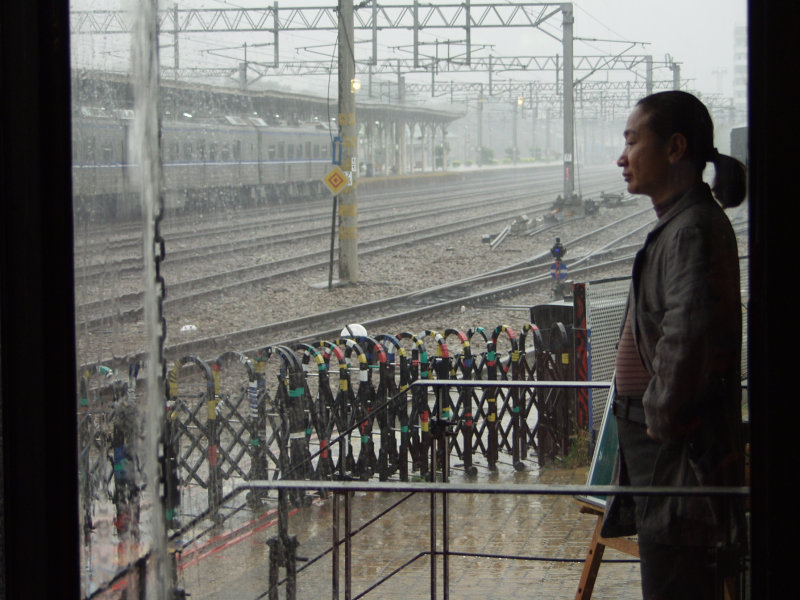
576, 379, 618, 509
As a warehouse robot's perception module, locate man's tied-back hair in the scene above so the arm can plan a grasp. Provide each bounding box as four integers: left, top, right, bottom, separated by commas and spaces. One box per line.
637, 91, 746, 208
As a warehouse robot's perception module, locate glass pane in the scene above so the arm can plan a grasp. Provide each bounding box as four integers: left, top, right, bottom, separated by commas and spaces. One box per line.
70, 1, 748, 597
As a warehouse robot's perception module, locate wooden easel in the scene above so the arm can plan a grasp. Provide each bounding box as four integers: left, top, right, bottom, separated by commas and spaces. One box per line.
574, 499, 740, 600
574, 499, 639, 600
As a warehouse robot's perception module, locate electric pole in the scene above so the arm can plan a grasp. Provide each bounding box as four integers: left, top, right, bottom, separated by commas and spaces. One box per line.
338, 0, 358, 283
562, 3, 575, 202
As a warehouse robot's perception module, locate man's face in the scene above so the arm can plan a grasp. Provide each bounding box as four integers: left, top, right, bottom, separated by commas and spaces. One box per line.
617, 106, 671, 203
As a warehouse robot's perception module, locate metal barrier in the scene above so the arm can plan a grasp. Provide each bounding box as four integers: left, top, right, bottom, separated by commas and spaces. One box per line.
78, 318, 621, 600
78, 320, 590, 531
81, 375, 749, 600
249, 474, 746, 600
85, 473, 748, 600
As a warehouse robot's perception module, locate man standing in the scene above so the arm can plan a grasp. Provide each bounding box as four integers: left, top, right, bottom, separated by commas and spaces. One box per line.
602, 91, 747, 599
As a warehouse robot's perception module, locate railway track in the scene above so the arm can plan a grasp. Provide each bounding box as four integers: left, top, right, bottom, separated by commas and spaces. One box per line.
79, 201, 662, 369
74, 167, 626, 329
72, 168, 560, 268
73, 166, 561, 251
75, 165, 752, 368
72, 165, 614, 286
76, 190, 555, 326
163, 251, 640, 362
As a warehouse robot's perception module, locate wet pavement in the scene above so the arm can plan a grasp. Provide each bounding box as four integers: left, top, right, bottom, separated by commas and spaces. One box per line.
173, 464, 644, 600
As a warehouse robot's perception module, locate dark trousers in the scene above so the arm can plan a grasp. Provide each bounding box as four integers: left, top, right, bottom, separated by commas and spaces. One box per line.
638, 540, 720, 600
616, 417, 728, 600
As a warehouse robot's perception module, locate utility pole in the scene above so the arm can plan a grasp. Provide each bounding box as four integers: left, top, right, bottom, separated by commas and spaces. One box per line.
173, 3, 179, 79
272, 1, 280, 68
562, 3, 575, 202
513, 95, 523, 164
529, 83, 536, 159
667, 54, 681, 90
338, 0, 358, 283
239, 43, 248, 90
671, 62, 681, 90
546, 106, 552, 158
477, 84, 484, 165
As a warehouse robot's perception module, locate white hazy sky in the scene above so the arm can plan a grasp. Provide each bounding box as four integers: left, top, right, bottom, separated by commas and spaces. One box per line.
568, 0, 747, 95
71, 1, 748, 98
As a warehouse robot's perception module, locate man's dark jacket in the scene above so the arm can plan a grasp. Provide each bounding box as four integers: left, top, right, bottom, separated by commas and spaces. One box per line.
602, 183, 746, 548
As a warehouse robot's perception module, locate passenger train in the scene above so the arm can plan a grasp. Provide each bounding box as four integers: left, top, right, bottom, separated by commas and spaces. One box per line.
72, 108, 334, 219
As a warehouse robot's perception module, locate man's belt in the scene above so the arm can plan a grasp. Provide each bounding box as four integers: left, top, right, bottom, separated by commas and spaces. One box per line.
613, 394, 646, 425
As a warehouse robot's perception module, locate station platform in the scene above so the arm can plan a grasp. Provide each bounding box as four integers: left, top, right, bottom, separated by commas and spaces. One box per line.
170, 465, 643, 600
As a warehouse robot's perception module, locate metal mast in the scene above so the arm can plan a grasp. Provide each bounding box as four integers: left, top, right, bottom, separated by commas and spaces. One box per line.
338, 0, 358, 283
562, 3, 574, 202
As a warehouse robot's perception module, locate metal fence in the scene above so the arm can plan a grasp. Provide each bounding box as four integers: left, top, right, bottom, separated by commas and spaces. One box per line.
79, 320, 595, 548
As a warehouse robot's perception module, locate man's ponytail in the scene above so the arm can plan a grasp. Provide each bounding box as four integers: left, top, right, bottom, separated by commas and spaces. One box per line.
711, 151, 747, 208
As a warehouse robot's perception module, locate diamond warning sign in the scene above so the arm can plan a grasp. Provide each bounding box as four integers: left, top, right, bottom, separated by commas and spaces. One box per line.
323, 166, 348, 195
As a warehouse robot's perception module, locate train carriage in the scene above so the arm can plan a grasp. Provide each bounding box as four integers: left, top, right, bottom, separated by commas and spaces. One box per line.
72, 110, 132, 218
72, 110, 333, 219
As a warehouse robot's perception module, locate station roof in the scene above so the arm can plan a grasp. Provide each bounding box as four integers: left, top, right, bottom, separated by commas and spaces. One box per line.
72, 69, 463, 127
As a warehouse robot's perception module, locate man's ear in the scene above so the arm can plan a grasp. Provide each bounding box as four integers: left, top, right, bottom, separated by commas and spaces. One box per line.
667, 132, 688, 163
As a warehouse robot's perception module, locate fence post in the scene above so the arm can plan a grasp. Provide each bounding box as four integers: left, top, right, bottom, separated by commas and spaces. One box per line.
484, 338, 500, 471
367, 334, 394, 481
492, 325, 525, 472
444, 328, 478, 477
339, 337, 377, 480
378, 334, 411, 481
166, 356, 216, 524
323, 341, 356, 478
550, 322, 575, 457
213, 351, 266, 510
296, 343, 336, 482
275, 345, 311, 507
519, 324, 544, 465
572, 282, 591, 435
77, 373, 95, 548
430, 331, 453, 475
399, 331, 431, 478
209, 360, 224, 523
465, 327, 490, 469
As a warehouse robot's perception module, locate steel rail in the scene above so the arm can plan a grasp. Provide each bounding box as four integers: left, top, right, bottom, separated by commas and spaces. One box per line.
157, 250, 637, 362
73, 172, 571, 286
78, 209, 648, 369
75, 190, 555, 327
76, 177, 628, 329
73, 167, 569, 265
73, 164, 582, 255
404, 203, 653, 295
